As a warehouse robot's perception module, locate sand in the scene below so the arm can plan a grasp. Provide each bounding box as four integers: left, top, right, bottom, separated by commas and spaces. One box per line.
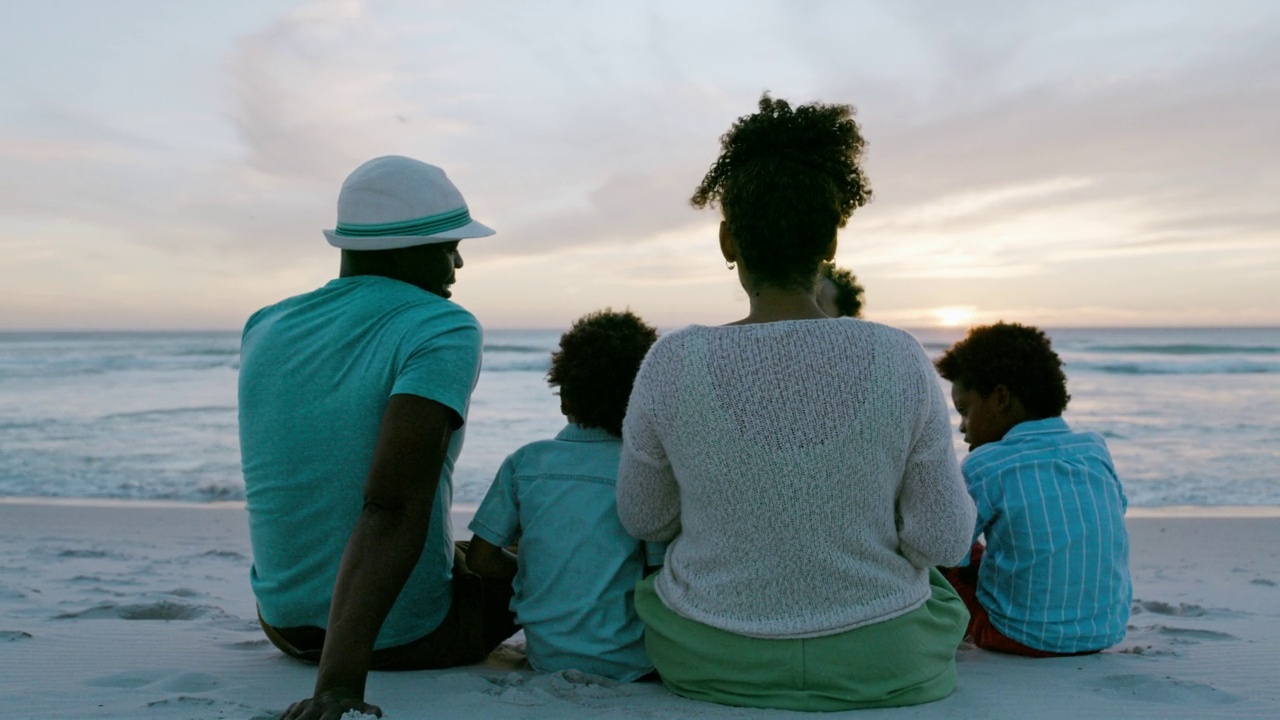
2, 498, 1278, 720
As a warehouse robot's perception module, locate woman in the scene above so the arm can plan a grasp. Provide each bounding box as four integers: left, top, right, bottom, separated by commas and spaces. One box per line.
616, 95, 976, 711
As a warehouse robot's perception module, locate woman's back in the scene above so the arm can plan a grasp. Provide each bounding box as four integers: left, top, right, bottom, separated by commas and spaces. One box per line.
618, 319, 974, 638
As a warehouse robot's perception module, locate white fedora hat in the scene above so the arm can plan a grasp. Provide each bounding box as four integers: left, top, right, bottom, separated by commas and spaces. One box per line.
323, 155, 495, 250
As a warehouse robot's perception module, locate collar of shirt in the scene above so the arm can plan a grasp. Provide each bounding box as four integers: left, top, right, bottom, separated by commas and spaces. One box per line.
555, 423, 619, 443
1003, 416, 1070, 440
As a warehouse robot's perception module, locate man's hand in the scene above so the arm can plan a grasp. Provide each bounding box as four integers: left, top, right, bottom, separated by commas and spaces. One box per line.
281, 687, 381, 720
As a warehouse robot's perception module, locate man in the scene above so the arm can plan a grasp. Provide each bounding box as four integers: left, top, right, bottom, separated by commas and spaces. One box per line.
239, 156, 516, 719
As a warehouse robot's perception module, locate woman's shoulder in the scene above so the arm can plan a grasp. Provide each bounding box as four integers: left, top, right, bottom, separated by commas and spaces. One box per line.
832, 319, 928, 354
646, 323, 713, 354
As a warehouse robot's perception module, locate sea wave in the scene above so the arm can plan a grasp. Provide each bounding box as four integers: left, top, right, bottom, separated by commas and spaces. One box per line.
99, 406, 237, 421
1079, 361, 1278, 375
1080, 344, 1279, 356
0, 355, 239, 378
482, 359, 552, 373
175, 347, 240, 357
483, 344, 553, 354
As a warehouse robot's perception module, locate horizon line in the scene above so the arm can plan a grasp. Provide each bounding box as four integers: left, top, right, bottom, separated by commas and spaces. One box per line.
3, 324, 1279, 334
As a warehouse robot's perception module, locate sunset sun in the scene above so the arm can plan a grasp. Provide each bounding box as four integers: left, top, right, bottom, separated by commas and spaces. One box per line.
931, 306, 977, 328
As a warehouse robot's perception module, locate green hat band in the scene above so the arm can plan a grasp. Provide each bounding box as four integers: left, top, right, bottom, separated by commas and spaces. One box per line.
335, 206, 471, 238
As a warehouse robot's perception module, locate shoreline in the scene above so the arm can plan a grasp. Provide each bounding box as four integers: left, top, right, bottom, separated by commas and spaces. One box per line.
7, 494, 1280, 518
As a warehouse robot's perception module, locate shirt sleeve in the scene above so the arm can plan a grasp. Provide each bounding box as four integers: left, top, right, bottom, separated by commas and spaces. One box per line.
616, 348, 682, 543
391, 308, 482, 427
896, 347, 977, 568
964, 455, 997, 546
468, 453, 521, 548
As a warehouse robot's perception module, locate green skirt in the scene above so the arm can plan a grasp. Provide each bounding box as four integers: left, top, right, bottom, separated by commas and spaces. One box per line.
634, 568, 967, 711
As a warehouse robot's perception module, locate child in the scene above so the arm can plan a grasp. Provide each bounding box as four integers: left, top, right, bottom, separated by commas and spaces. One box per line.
466, 309, 665, 681
815, 261, 865, 318
934, 322, 1131, 657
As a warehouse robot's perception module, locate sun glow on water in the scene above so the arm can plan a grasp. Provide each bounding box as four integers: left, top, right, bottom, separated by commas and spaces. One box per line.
931, 306, 978, 328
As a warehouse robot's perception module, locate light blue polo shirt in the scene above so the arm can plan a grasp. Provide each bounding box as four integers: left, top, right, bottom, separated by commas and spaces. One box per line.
469, 424, 666, 681
964, 416, 1132, 653
240, 275, 481, 649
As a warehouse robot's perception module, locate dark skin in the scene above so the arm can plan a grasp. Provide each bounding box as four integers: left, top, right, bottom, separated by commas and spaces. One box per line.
340, 241, 464, 299
815, 276, 842, 318
465, 536, 519, 581
719, 221, 837, 325
280, 242, 467, 720
949, 381, 1035, 452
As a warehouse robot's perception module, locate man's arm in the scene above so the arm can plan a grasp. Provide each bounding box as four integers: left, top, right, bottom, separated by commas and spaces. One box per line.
281, 394, 456, 720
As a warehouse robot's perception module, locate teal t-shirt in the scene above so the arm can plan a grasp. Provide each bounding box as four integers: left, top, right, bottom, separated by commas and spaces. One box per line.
469, 424, 666, 681
240, 275, 481, 649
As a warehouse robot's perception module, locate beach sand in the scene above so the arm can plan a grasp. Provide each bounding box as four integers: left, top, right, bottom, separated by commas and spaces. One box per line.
2, 500, 1278, 719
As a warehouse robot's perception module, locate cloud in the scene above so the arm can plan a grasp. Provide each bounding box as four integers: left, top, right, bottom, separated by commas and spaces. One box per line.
819, 29, 1280, 282
2, 0, 1278, 328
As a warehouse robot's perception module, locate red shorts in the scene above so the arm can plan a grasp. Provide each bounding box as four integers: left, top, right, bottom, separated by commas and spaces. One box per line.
941, 543, 1099, 659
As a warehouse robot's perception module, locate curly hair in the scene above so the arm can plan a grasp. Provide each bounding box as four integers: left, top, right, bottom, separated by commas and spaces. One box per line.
934, 322, 1071, 418
691, 93, 872, 291
819, 262, 865, 317
547, 309, 658, 437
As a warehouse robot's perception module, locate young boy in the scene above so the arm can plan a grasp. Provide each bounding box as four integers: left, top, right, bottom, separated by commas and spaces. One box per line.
815, 261, 865, 318
935, 322, 1131, 657
466, 309, 665, 681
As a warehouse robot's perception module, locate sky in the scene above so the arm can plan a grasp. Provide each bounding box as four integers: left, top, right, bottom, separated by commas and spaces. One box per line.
2, 0, 1278, 331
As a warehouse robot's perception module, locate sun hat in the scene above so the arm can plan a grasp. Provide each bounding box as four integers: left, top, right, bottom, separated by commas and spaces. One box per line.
323, 155, 495, 250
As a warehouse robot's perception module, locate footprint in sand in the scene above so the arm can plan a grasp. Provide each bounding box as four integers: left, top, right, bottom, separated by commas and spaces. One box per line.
1131, 600, 1247, 619
144, 697, 218, 709
53, 600, 210, 621
1113, 644, 1178, 657
1132, 600, 1206, 617
1150, 625, 1237, 642
220, 637, 271, 651
158, 672, 223, 693
87, 670, 221, 692
198, 549, 248, 561
1093, 674, 1239, 706
85, 670, 172, 689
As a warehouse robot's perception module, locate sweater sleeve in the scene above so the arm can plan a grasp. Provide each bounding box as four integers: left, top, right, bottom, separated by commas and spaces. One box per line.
616, 348, 681, 542
896, 347, 977, 568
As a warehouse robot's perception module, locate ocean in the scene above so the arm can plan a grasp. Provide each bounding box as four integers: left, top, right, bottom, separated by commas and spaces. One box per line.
1, 327, 1277, 508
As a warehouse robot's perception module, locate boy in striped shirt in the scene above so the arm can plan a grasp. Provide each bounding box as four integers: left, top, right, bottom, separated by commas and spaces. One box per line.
935, 322, 1131, 657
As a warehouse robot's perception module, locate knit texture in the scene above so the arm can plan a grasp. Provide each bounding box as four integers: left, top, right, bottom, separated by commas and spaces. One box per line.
617, 320, 976, 638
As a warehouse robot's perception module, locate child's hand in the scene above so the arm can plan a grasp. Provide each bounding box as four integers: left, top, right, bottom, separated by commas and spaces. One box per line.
465, 534, 518, 581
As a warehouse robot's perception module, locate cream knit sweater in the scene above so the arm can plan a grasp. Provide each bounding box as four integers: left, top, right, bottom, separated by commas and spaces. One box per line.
617, 319, 976, 638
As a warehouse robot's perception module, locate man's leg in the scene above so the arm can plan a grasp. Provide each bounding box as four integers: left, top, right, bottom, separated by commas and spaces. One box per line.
260, 549, 518, 670
259, 609, 324, 663
370, 544, 518, 670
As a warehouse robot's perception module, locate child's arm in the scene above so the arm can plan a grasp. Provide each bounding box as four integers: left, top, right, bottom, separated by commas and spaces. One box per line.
466, 453, 522, 579
465, 535, 517, 581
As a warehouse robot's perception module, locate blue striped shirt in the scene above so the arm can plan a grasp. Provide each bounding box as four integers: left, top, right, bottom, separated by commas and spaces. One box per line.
963, 417, 1131, 653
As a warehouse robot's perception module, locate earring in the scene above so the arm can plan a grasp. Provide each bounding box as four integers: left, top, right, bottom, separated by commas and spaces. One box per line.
726, 261, 736, 270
